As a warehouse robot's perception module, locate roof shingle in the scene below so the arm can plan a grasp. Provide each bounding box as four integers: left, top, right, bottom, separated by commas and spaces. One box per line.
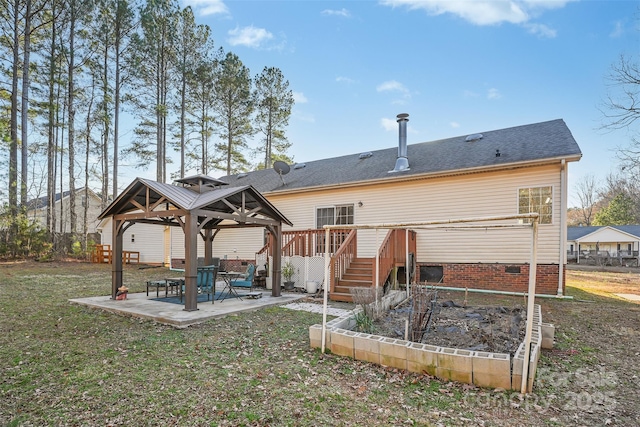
217, 119, 581, 193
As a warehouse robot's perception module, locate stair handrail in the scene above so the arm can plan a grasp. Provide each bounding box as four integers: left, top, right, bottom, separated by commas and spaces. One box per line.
375, 229, 417, 288
375, 230, 396, 288
257, 228, 353, 257
329, 229, 357, 295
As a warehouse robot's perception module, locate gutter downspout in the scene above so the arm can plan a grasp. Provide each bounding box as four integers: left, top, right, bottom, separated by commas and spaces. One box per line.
558, 159, 567, 296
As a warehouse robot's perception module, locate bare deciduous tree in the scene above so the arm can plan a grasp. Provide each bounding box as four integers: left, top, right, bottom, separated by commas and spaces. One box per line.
601, 54, 640, 175
574, 174, 600, 226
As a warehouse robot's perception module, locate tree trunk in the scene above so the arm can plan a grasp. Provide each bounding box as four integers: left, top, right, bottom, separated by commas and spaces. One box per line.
67, 2, 77, 235
9, 0, 20, 220
20, 0, 32, 209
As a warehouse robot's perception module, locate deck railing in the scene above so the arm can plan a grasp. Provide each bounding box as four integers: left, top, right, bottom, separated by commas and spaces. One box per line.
258, 228, 353, 257
375, 229, 417, 286
329, 230, 357, 294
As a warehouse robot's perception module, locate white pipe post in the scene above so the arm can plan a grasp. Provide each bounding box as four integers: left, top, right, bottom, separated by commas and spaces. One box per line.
321, 227, 331, 353
405, 228, 410, 295
521, 217, 539, 394
375, 228, 380, 312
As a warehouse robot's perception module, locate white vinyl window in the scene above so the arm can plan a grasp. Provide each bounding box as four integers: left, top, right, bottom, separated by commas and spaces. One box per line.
315, 204, 354, 254
316, 204, 354, 228
518, 186, 552, 224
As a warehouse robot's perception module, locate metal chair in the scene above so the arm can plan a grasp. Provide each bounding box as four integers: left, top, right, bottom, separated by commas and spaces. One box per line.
218, 264, 256, 301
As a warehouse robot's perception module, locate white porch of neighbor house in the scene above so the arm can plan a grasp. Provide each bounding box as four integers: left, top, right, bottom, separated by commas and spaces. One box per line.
567, 226, 640, 266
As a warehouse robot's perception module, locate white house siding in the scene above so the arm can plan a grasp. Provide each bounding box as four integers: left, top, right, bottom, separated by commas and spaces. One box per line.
169, 226, 264, 262
29, 192, 102, 234
253, 164, 562, 264
98, 163, 565, 266
100, 221, 165, 264
581, 228, 638, 244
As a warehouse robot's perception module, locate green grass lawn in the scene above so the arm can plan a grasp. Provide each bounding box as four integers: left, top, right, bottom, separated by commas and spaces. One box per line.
1, 261, 638, 426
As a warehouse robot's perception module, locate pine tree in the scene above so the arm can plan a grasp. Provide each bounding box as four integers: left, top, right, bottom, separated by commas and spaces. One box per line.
253, 66, 294, 169
212, 52, 254, 175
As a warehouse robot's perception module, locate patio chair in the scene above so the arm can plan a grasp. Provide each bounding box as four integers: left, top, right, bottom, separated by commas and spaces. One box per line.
180, 265, 218, 303
231, 263, 256, 293
218, 264, 256, 301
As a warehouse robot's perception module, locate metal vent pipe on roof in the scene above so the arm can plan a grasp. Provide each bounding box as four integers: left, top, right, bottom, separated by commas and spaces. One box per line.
390, 113, 410, 173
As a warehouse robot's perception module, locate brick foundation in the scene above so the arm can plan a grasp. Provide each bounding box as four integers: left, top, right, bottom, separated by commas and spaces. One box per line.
418, 263, 565, 295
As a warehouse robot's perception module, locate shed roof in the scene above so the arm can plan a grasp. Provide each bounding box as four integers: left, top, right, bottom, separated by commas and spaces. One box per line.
218, 119, 581, 193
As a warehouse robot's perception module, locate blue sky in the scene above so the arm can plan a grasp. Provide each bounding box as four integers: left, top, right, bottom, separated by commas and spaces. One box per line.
175, 0, 639, 206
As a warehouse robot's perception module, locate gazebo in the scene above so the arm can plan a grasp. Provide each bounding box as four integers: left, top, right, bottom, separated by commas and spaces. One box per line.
97, 175, 292, 311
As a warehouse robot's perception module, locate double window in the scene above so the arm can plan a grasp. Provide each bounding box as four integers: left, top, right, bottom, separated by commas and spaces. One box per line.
316, 204, 354, 228
518, 186, 552, 224
315, 204, 354, 254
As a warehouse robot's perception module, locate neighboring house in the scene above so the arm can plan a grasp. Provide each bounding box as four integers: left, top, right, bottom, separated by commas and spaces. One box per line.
98, 117, 582, 296
26, 187, 103, 234
567, 225, 640, 266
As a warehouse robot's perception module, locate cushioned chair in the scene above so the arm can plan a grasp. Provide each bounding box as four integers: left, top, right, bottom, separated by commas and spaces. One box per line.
199, 265, 218, 302
219, 264, 256, 301
180, 265, 218, 303
231, 263, 255, 292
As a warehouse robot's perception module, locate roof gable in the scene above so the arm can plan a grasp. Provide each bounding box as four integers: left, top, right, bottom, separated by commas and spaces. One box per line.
568, 225, 640, 242
98, 177, 292, 228
218, 119, 582, 193
26, 187, 101, 210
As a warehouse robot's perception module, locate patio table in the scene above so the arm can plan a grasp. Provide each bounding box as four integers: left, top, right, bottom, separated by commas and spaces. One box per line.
217, 271, 243, 301
165, 277, 184, 297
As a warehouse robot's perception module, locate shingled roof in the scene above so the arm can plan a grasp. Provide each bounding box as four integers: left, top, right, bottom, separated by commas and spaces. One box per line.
218, 119, 582, 193
97, 177, 292, 227
568, 225, 640, 241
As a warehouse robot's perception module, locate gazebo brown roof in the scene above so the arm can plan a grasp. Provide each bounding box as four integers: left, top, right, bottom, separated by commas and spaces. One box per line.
98, 176, 292, 311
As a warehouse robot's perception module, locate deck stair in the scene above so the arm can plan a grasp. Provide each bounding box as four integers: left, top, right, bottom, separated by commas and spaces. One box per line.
331, 258, 374, 302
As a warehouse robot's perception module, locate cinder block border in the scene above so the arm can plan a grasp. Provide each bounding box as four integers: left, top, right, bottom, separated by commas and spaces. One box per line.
309, 301, 549, 392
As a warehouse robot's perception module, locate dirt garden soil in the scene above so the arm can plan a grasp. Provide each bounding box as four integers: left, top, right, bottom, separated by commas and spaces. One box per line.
371, 300, 526, 355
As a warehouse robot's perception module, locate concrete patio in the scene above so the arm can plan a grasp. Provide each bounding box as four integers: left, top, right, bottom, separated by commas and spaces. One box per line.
70, 289, 309, 328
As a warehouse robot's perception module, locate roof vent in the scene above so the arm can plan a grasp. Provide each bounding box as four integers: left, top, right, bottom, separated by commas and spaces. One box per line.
389, 113, 410, 173
359, 152, 373, 159
465, 133, 483, 142
237, 173, 248, 179
293, 163, 306, 169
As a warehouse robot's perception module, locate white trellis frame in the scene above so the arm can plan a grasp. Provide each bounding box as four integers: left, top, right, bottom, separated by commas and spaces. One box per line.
320, 213, 540, 395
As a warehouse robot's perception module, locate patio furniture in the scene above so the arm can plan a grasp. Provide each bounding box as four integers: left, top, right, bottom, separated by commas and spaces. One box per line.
217, 270, 244, 301
147, 280, 168, 297
228, 264, 256, 299
165, 277, 183, 295
180, 265, 218, 304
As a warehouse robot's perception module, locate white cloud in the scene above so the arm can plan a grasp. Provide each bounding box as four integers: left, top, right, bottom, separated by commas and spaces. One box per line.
487, 88, 502, 100
321, 8, 351, 18
293, 91, 308, 104
610, 20, 624, 38
450, 121, 460, 128
380, 0, 574, 33
336, 76, 356, 84
525, 22, 556, 38
184, 0, 229, 16
463, 90, 480, 98
227, 26, 273, 48
377, 80, 409, 95
381, 118, 398, 131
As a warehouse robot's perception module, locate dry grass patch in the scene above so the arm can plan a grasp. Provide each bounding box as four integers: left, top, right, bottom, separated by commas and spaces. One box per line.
1, 261, 639, 426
